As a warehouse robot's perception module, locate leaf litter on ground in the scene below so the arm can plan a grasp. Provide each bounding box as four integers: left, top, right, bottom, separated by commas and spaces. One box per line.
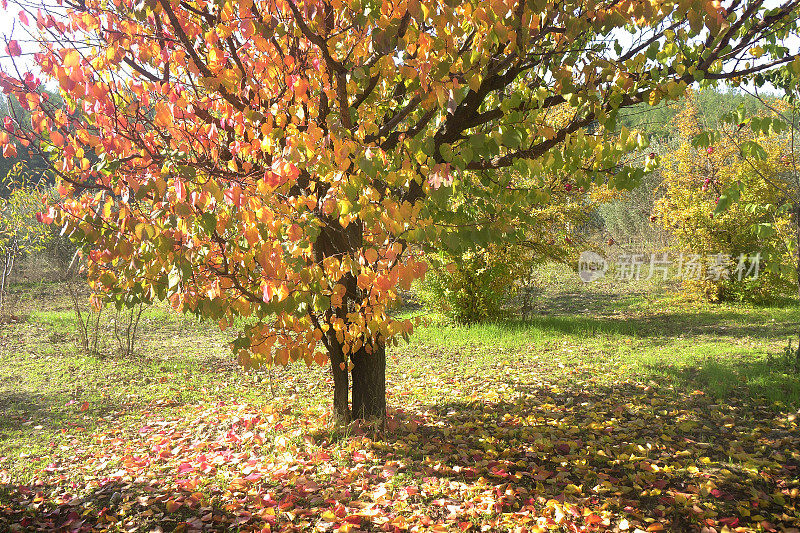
1, 357, 799, 533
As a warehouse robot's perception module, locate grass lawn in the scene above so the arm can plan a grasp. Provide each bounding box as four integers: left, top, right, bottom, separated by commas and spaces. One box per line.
1, 272, 799, 532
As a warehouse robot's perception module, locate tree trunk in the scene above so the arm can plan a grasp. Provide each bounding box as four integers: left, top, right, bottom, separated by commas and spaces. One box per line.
0, 251, 14, 316
0, 255, 6, 316
312, 202, 388, 422
327, 331, 351, 424
351, 343, 386, 422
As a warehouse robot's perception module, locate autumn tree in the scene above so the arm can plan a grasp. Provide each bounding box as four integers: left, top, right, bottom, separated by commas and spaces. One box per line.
2, 0, 799, 422
686, 84, 800, 365
655, 93, 797, 302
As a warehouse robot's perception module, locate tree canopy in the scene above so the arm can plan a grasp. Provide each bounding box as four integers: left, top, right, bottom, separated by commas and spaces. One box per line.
2, 0, 799, 420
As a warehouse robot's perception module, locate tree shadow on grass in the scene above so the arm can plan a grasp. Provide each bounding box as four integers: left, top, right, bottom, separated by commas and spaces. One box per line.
527, 289, 652, 316
643, 355, 800, 408
0, 391, 74, 435
2, 377, 798, 532
518, 288, 800, 342
512, 308, 798, 341
290, 368, 800, 532
0, 388, 172, 442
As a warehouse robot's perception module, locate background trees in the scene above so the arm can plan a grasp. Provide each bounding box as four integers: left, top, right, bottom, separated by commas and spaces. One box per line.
2, 0, 799, 421
0, 165, 53, 316
600, 90, 768, 249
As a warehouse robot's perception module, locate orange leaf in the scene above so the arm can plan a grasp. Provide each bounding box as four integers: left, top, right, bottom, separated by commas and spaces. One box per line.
586, 514, 603, 524
364, 248, 378, 264
375, 275, 392, 292
50, 130, 64, 147
165, 500, 182, 513
262, 283, 275, 303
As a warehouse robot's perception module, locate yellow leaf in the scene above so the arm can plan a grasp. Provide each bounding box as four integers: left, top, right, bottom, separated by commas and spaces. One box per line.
468, 73, 482, 92
63, 49, 80, 69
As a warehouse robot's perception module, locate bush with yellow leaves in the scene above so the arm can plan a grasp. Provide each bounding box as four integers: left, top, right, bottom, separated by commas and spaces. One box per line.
653, 93, 796, 303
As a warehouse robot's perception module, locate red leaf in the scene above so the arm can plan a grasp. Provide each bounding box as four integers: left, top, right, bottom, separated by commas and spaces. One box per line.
223, 186, 242, 207
177, 462, 195, 475
6, 40, 21, 57
344, 514, 362, 525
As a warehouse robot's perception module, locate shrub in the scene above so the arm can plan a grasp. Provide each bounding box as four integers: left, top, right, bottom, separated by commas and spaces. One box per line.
418, 243, 529, 324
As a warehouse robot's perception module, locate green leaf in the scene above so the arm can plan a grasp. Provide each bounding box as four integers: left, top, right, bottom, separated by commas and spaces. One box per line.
739, 141, 768, 161
715, 184, 742, 214
198, 212, 216, 233
691, 132, 710, 148
439, 143, 454, 162
501, 128, 523, 150
753, 223, 775, 238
